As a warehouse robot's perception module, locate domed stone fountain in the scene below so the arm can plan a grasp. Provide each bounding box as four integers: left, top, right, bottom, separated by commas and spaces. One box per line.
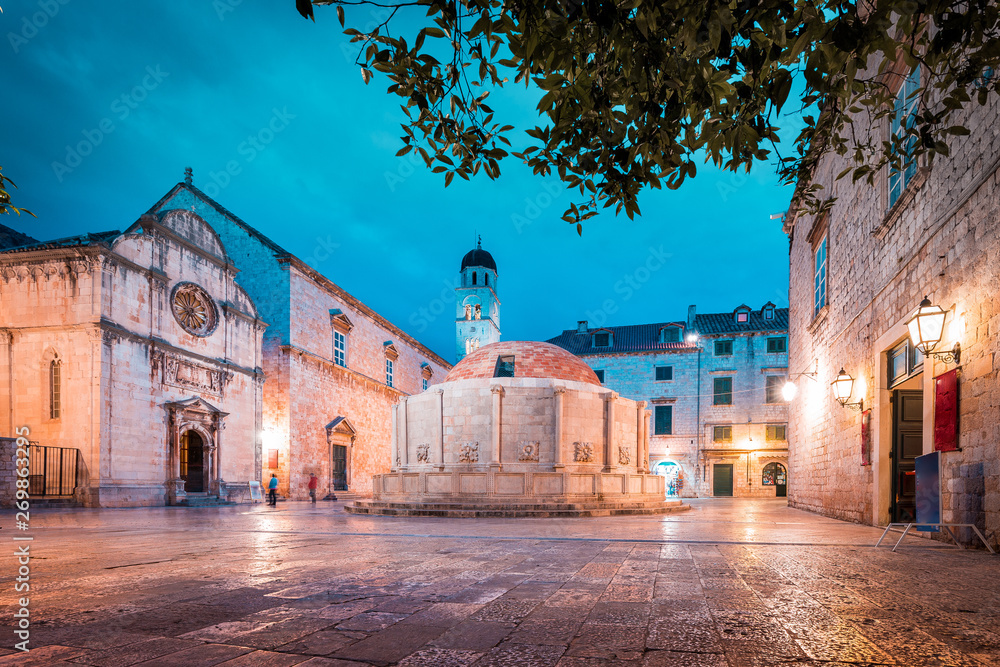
346, 341, 687, 517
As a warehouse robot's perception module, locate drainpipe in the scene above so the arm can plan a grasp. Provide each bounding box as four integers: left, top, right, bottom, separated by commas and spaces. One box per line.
696, 345, 703, 484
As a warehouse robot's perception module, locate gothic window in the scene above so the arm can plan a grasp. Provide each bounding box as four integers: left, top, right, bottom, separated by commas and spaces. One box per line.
334, 330, 347, 366
713, 377, 733, 405
765, 376, 783, 404
171, 282, 218, 336
49, 359, 61, 420
889, 67, 921, 209
713, 425, 732, 442
653, 405, 672, 435
814, 235, 827, 316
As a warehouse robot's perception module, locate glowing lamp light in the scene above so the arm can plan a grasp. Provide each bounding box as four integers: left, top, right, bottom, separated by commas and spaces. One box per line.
782, 381, 798, 401
831, 368, 863, 411
686, 333, 699, 343
905, 296, 961, 363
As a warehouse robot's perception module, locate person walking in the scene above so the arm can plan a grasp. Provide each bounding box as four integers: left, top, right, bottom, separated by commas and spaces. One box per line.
308, 473, 318, 503
267, 473, 279, 507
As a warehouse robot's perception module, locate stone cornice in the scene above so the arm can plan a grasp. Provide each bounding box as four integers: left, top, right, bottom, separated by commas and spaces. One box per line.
279, 344, 407, 397
277, 254, 452, 370
125, 216, 236, 273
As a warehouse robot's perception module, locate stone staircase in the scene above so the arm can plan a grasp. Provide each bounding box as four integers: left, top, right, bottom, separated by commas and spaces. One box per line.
180, 493, 236, 507
345, 499, 690, 518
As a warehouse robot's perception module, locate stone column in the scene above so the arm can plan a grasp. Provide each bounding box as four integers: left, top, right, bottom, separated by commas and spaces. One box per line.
168, 412, 186, 505
603, 392, 617, 470
636, 401, 647, 472
435, 389, 445, 468
399, 398, 408, 467
553, 387, 565, 469
490, 385, 504, 467
213, 414, 225, 496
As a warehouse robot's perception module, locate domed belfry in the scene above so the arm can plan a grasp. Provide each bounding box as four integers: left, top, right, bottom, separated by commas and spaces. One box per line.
455, 237, 500, 362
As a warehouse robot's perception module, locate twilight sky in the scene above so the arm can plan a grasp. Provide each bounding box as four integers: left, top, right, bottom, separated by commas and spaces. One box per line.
1, 2, 796, 363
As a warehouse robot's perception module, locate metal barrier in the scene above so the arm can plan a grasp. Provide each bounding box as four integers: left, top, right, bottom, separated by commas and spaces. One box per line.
27, 445, 80, 497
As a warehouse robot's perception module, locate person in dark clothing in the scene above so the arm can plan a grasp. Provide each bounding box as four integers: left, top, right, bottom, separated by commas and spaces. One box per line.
267, 473, 279, 507
308, 473, 318, 503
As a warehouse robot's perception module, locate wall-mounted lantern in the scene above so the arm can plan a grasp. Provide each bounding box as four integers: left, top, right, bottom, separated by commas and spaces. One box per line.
905, 297, 961, 364
832, 368, 864, 411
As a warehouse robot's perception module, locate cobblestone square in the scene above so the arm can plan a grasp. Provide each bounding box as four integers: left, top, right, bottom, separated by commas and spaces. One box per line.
2, 499, 998, 666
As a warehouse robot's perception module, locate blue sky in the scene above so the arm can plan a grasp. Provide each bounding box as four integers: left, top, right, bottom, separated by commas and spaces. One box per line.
1, 2, 795, 362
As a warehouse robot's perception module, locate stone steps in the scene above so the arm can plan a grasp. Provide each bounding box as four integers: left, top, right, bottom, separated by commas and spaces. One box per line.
345, 499, 689, 518
180, 495, 236, 507
28, 497, 83, 509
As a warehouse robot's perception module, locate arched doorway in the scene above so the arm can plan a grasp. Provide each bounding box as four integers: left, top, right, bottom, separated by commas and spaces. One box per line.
180, 430, 205, 493
762, 462, 787, 497
654, 461, 684, 497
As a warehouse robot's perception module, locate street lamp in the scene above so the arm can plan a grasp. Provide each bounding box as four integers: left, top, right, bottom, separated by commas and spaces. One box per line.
905, 297, 961, 363
832, 368, 863, 411
781, 381, 798, 401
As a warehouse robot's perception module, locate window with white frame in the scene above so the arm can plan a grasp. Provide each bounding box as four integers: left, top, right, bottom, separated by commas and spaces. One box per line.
814, 234, 827, 315
422, 378, 428, 391
333, 330, 347, 366
386, 358, 394, 387
889, 67, 921, 209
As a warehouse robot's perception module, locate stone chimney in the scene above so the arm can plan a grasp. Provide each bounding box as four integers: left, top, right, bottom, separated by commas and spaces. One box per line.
577, 320, 588, 334
687, 305, 696, 329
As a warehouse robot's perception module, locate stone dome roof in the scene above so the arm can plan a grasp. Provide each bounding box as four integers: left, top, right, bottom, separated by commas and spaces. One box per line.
445, 341, 602, 386
460, 247, 497, 273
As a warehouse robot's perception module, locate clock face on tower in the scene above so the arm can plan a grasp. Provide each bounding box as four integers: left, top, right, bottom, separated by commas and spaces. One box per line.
171, 282, 218, 337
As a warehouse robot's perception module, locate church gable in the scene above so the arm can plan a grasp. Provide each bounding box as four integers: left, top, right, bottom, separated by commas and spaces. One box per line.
151, 209, 228, 261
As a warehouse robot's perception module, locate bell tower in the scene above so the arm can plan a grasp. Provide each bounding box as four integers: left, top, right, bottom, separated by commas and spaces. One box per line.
455, 237, 501, 362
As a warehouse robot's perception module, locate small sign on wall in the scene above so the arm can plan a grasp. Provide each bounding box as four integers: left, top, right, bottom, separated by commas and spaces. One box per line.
860, 409, 872, 466
934, 369, 960, 452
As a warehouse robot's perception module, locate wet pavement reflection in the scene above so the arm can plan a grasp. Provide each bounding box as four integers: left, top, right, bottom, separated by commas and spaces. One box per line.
1, 498, 997, 665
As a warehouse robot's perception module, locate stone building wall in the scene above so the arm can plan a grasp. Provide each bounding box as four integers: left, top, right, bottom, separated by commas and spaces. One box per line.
0, 437, 17, 508
0, 208, 265, 507
148, 183, 451, 498
785, 75, 1000, 544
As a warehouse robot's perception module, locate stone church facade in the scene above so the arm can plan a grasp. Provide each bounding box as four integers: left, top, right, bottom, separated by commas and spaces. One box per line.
0, 210, 266, 507
784, 63, 999, 547
0, 178, 451, 507
549, 303, 789, 499
147, 181, 451, 501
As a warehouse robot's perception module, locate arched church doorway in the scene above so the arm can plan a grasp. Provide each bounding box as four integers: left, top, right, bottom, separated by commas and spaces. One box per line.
654, 460, 684, 497
180, 430, 205, 493
762, 462, 787, 497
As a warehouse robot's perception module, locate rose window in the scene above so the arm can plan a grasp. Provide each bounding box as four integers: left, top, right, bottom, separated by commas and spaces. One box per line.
171, 283, 217, 336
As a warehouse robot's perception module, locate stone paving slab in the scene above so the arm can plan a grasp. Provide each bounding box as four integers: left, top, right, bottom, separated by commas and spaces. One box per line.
1, 499, 998, 666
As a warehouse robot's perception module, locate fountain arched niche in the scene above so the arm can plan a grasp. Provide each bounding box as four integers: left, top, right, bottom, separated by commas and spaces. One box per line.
348, 341, 688, 517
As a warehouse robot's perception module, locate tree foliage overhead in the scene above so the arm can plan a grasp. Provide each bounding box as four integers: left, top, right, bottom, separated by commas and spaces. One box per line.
0, 167, 34, 218
298, 0, 1000, 231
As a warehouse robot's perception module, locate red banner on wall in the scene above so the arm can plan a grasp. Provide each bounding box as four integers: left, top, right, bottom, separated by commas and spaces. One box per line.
934, 369, 960, 452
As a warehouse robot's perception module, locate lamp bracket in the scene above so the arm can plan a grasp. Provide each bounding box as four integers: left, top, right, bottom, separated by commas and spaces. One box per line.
927, 343, 961, 365
839, 399, 864, 412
